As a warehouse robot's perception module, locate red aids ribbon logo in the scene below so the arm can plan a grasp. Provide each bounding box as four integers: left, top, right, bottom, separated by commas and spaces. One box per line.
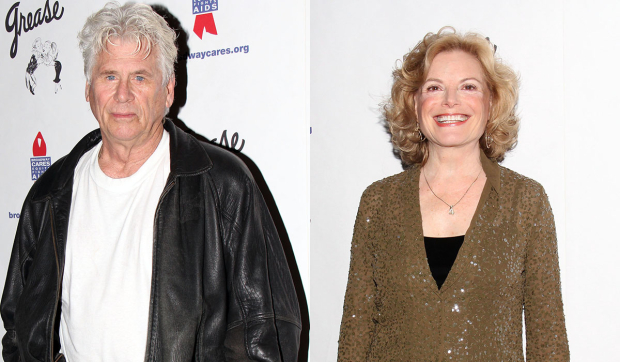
33, 132, 47, 156
193, 13, 218, 39
192, 0, 218, 39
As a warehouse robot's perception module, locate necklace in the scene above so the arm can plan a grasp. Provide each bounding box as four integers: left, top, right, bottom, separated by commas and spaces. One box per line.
422, 167, 483, 215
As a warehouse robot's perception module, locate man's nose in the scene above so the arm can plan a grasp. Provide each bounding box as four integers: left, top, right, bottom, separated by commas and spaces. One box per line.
114, 79, 134, 102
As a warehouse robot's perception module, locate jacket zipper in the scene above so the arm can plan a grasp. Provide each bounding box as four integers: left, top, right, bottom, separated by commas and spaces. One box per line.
48, 200, 63, 362
145, 179, 176, 362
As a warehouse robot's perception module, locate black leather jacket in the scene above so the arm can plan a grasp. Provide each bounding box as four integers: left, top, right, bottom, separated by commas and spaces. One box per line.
1, 121, 302, 362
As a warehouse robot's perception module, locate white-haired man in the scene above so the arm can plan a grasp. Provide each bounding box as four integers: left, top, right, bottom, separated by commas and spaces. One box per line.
1, 3, 301, 361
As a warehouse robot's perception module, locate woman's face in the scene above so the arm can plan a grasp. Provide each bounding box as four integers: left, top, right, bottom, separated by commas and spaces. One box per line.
414, 50, 491, 152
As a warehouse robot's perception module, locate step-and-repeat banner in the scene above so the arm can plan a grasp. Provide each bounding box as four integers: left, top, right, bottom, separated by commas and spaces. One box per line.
0, 0, 308, 340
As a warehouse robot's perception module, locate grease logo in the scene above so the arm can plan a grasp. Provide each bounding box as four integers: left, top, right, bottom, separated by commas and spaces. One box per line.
31, 132, 51, 180
193, 0, 218, 39
212, 130, 245, 152
5, 0, 64, 59
26, 37, 62, 94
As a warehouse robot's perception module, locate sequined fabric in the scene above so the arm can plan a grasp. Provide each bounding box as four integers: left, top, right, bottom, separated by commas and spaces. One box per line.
337, 154, 569, 361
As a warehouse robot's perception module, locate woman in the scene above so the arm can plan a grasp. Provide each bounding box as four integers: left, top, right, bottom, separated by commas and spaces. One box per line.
337, 27, 569, 361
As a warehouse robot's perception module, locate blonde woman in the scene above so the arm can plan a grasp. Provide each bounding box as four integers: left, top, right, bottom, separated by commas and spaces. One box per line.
338, 27, 569, 361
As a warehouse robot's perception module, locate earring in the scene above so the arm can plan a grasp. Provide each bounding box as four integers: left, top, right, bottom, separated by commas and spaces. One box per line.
415, 123, 426, 142
485, 132, 493, 149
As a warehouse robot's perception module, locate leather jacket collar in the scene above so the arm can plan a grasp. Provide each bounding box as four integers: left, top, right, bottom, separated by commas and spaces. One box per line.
31, 119, 213, 202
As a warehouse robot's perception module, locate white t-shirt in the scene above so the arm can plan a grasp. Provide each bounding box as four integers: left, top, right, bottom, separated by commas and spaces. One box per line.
59, 131, 170, 362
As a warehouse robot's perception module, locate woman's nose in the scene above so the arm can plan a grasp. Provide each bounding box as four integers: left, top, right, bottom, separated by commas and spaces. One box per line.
443, 88, 459, 107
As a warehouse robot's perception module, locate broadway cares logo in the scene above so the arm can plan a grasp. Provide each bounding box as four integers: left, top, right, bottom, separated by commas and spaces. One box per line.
31, 132, 51, 180
188, 0, 250, 60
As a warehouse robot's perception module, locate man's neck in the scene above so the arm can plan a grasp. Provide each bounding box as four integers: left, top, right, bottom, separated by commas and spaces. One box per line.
97, 128, 165, 178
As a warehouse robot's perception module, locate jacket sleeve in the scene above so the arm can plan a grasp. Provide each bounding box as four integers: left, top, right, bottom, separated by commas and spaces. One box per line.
1, 236, 24, 362
523, 187, 570, 361
1, 193, 39, 362
219, 171, 301, 362
337, 184, 382, 361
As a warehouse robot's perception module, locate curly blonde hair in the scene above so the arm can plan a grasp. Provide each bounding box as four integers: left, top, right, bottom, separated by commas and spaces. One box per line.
384, 27, 519, 165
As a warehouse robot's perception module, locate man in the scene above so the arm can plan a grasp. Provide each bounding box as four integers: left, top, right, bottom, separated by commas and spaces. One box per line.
1, 3, 301, 361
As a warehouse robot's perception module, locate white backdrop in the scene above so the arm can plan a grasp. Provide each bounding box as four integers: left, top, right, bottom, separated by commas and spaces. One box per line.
310, 0, 619, 361
0, 0, 309, 354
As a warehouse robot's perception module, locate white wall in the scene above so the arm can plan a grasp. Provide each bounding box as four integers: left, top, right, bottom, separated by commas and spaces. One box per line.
563, 0, 620, 356
310, 0, 619, 361
0, 0, 309, 348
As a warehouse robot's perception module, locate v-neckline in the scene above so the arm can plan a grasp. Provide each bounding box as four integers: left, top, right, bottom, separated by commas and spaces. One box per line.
424, 235, 465, 290
405, 162, 494, 296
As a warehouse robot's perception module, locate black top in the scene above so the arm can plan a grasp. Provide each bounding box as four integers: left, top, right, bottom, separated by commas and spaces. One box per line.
424, 235, 465, 290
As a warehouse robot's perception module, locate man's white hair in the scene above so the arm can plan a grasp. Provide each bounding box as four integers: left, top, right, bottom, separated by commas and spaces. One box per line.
78, 1, 177, 85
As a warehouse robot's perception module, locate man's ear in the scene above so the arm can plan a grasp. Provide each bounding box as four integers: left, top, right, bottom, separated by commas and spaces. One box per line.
165, 74, 176, 108
85, 82, 90, 102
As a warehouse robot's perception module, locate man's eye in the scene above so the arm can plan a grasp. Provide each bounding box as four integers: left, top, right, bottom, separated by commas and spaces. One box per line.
106, 75, 116, 81
136, 76, 145, 81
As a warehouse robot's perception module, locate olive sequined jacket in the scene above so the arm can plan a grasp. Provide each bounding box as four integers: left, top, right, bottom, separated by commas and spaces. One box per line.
338, 154, 569, 361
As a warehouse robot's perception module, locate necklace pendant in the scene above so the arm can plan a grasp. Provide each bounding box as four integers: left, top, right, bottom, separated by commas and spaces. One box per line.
448, 206, 455, 215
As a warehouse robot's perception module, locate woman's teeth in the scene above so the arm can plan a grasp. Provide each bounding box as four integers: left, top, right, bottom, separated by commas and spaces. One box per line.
436, 115, 468, 124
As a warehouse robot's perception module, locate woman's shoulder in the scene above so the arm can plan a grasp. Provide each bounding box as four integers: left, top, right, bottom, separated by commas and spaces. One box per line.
362, 168, 416, 197
356, 169, 415, 217
498, 165, 547, 197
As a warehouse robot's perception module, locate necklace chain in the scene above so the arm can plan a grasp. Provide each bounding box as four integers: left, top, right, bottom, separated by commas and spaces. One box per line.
422, 167, 483, 215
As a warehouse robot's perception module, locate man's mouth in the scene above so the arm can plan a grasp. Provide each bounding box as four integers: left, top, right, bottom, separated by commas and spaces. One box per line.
112, 112, 136, 119
435, 114, 469, 124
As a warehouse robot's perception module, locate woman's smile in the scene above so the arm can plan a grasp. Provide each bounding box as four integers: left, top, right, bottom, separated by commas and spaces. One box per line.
434, 114, 470, 126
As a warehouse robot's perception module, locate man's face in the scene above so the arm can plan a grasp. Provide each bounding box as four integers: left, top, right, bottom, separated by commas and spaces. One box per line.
86, 39, 174, 148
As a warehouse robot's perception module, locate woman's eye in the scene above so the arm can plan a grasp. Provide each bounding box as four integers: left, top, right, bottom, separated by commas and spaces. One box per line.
463, 84, 477, 90
426, 85, 440, 92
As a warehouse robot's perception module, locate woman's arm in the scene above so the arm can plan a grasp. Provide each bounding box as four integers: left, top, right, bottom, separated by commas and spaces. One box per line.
524, 187, 570, 361
337, 185, 383, 361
